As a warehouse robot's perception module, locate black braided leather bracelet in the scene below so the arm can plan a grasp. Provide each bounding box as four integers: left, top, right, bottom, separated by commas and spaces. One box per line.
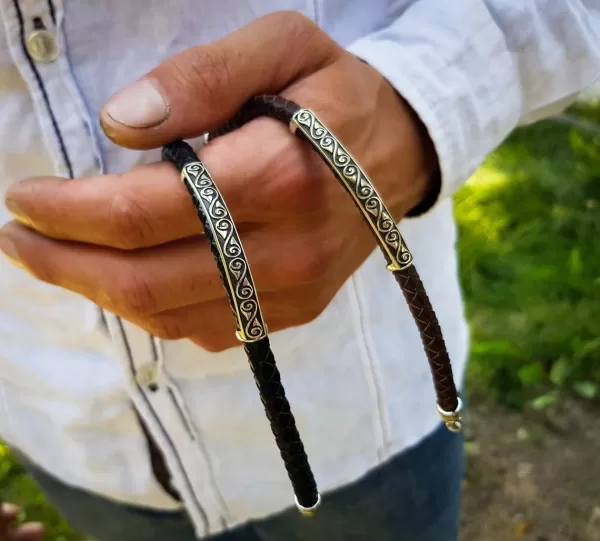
162, 142, 320, 515
163, 95, 462, 516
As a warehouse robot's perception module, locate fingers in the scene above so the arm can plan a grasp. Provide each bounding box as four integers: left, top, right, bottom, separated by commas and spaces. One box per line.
4, 163, 196, 248
0, 220, 332, 316
0, 504, 44, 541
0, 221, 335, 352
0, 222, 225, 315
99, 11, 340, 149
1, 503, 20, 523
5, 118, 327, 248
12, 522, 44, 541
133, 281, 333, 351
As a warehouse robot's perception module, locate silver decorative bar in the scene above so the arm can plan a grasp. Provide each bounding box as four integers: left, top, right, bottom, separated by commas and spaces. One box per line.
291, 109, 413, 272
181, 162, 268, 343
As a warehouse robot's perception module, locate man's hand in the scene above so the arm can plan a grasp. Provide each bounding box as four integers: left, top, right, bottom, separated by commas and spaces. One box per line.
0, 503, 44, 541
0, 11, 437, 352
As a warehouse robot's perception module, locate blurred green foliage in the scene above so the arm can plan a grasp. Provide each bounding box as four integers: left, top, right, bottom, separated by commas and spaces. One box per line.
0, 444, 82, 540
571, 100, 600, 125
1, 104, 599, 539
457, 107, 600, 408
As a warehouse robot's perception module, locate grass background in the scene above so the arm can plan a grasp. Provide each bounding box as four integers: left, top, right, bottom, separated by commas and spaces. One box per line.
459, 105, 600, 408
1, 103, 599, 539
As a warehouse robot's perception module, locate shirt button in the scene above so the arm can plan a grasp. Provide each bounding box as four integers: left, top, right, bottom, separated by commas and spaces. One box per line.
26, 30, 58, 64
136, 363, 159, 391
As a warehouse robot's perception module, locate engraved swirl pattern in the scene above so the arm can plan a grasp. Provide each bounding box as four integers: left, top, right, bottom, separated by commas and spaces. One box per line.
294, 110, 413, 270
184, 162, 266, 341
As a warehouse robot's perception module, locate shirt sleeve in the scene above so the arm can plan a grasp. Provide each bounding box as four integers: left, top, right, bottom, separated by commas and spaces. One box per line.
347, 0, 600, 206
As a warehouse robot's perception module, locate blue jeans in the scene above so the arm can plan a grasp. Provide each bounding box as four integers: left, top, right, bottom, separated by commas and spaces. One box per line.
18, 423, 464, 541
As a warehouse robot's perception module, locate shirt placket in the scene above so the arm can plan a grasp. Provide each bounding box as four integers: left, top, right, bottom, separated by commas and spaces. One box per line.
0, 0, 100, 179
0, 0, 229, 536
107, 317, 231, 537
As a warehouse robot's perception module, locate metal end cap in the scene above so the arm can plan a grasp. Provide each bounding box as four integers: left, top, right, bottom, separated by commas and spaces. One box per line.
437, 397, 463, 433
295, 493, 321, 517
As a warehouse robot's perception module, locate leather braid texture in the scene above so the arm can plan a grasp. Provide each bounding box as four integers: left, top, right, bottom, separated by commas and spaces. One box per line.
244, 337, 319, 507
207, 95, 300, 142
393, 266, 459, 413
207, 95, 460, 418
161, 92, 461, 513
162, 139, 199, 172
162, 140, 319, 510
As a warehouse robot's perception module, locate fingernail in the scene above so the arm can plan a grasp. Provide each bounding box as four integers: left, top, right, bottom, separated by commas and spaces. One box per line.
104, 78, 169, 128
0, 233, 24, 269
5, 198, 34, 228
17, 522, 45, 534
1, 502, 20, 515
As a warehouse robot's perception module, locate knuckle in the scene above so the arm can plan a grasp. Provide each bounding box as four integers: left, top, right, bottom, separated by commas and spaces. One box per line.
271, 11, 318, 43
280, 239, 333, 285
298, 301, 328, 326
283, 291, 330, 328
110, 268, 158, 315
145, 314, 189, 341
265, 142, 319, 213
267, 11, 336, 66
172, 47, 233, 106
107, 188, 154, 249
191, 335, 231, 353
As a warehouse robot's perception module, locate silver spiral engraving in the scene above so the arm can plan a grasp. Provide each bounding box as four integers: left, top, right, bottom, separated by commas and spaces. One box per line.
292, 109, 413, 271
182, 162, 267, 342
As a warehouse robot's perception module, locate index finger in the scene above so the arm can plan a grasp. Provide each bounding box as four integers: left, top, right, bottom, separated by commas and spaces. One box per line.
4, 117, 309, 248
4, 163, 200, 249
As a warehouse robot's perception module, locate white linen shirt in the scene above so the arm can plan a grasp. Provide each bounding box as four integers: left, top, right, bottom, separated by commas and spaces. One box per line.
0, 0, 598, 537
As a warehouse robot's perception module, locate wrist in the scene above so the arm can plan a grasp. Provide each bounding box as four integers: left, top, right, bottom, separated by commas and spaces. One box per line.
356, 56, 441, 220
401, 95, 442, 217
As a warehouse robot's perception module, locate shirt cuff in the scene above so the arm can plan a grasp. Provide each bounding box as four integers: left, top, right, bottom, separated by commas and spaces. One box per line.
346, 17, 521, 212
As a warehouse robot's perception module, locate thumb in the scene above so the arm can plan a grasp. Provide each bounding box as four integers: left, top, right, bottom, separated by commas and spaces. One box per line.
99, 11, 340, 150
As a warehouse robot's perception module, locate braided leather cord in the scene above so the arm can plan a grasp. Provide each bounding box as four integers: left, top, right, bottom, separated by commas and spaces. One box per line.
162, 140, 202, 172
393, 266, 459, 413
207, 95, 460, 419
207, 95, 300, 142
244, 338, 319, 507
162, 141, 319, 509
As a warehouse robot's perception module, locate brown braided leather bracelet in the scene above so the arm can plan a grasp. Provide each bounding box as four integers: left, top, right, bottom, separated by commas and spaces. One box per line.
208, 95, 462, 424
163, 94, 462, 516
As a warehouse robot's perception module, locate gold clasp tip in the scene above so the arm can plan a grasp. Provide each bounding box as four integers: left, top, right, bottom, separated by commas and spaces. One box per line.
437, 398, 463, 433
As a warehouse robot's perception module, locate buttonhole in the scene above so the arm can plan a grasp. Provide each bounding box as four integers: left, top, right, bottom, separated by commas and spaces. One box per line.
33, 17, 46, 30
